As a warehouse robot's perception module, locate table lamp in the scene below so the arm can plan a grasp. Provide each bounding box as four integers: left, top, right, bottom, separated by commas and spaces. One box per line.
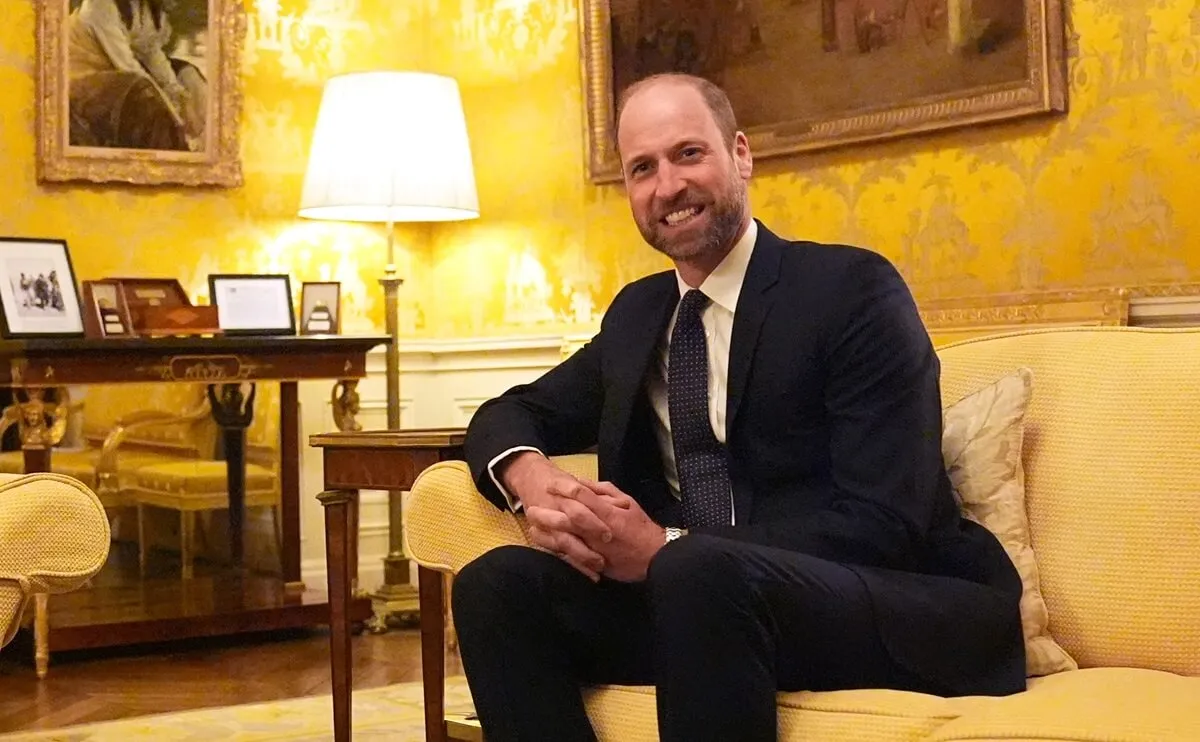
299, 70, 479, 628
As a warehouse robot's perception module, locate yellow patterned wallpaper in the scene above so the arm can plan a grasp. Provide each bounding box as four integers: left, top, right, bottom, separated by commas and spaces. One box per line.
0, 0, 435, 334
423, 0, 1200, 337
3, 0, 1199, 339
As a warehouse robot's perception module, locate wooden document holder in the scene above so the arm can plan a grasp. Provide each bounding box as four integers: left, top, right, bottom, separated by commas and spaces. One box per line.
105, 278, 221, 337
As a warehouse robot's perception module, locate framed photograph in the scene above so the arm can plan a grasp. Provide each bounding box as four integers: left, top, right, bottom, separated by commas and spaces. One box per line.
299, 282, 341, 336
581, 0, 1066, 183
0, 237, 85, 339
208, 274, 296, 336
35, 0, 245, 187
81, 279, 134, 337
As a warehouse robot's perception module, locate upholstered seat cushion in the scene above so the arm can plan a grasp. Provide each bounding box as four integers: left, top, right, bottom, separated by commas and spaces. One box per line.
131, 460, 278, 511
580, 683, 994, 741
0, 449, 182, 505
929, 668, 1200, 741
0, 449, 102, 487
572, 668, 1200, 741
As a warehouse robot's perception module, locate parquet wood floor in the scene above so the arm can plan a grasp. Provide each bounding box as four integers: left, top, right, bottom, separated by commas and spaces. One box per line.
0, 628, 463, 734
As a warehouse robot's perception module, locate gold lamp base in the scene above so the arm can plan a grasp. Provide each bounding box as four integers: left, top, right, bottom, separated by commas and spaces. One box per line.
364, 552, 421, 632
367, 241, 422, 633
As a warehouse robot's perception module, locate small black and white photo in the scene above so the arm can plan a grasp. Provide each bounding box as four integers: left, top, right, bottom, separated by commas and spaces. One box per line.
9, 261, 69, 318
0, 238, 85, 338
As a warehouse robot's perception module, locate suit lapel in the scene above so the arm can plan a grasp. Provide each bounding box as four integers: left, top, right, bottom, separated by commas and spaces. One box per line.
606, 273, 678, 453
726, 221, 784, 434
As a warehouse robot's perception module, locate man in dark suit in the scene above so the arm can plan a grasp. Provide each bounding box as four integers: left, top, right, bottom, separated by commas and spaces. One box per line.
452, 73, 1025, 742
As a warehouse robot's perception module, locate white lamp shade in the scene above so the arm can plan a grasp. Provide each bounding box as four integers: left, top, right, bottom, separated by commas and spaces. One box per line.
299, 71, 480, 223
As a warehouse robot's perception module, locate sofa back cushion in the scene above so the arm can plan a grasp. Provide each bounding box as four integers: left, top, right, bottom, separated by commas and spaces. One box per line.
936, 327, 1200, 676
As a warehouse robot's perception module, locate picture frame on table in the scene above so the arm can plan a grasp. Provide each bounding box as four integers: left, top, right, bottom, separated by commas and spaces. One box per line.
0, 237, 85, 339
299, 281, 341, 335
208, 273, 296, 336
81, 279, 135, 337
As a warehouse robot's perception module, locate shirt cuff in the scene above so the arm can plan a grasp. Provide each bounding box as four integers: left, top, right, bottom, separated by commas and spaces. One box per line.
487, 446, 545, 512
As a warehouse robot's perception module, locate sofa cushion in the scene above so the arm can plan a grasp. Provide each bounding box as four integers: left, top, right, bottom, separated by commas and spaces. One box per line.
942, 368, 1076, 677
580, 683, 995, 742
131, 460, 278, 511
929, 667, 1200, 741
0, 449, 181, 501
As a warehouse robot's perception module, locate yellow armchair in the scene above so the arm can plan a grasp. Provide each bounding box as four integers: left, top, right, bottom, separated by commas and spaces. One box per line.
0, 383, 216, 509
128, 382, 282, 579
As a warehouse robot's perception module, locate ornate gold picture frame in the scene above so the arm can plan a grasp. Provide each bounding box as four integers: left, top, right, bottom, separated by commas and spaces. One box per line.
581, 0, 1067, 184
36, 0, 245, 187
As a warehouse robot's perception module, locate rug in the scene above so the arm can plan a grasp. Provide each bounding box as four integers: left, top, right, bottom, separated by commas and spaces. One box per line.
0, 676, 475, 742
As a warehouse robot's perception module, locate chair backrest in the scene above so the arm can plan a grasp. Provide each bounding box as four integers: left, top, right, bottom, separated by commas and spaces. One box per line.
81, 384, 215, 457
936, 327, 1200, 675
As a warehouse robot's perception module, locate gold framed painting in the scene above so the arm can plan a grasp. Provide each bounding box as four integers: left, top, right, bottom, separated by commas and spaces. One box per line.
582, 0, 1067, 183
36, 0, 245, 187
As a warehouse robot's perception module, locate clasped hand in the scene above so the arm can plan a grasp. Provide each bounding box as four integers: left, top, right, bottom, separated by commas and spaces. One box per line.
499, 452, 665, 582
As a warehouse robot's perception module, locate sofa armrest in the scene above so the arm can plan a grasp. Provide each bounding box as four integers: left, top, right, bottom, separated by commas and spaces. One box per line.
0, 472, 110, 649
404, 460, 533, 575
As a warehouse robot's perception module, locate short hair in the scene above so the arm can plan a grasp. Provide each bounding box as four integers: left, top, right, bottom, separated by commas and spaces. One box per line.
615, 74, 739, 148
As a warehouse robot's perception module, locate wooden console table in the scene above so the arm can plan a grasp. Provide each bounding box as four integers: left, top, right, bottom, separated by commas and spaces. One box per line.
311, 428, 466, 742
0, 335, 387, 676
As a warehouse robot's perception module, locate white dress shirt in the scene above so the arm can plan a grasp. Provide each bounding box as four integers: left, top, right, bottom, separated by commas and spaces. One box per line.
489, 219, 758, 522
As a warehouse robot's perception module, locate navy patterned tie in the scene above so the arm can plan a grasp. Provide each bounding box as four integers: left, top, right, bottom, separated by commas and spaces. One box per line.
668, 290, 733, 527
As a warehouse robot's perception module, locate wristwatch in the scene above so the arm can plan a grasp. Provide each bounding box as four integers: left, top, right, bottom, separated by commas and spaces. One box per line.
664, 527, 685, 544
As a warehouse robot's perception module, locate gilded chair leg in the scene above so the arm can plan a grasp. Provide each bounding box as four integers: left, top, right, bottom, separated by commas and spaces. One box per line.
138, 504, 147, 578
34, 593, 49, 679
181, 511, 194, 580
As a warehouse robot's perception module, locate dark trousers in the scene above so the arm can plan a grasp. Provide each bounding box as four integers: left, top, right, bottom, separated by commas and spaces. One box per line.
452, 534, 929, 742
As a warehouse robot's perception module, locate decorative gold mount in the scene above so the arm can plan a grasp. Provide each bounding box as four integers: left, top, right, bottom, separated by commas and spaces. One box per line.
0, 387, 72, 449
330, 380, 362, 432
135, 356, 271, 382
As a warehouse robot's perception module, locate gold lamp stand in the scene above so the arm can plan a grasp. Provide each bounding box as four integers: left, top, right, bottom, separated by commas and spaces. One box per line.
366, 221, 421, 632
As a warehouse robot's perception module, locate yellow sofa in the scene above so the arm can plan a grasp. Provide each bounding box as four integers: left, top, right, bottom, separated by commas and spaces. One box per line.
405, 326, 1200, 741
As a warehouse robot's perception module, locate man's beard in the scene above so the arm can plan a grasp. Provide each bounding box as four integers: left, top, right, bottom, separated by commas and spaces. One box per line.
639, 177, 747, 262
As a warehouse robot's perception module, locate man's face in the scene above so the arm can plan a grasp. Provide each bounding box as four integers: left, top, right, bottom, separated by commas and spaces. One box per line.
617, 83, 752, 264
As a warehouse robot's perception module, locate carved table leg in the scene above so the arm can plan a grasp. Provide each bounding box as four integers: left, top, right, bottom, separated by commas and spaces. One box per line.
330, 381, 362, 598
208, 383, 256, 571
280, 382, 303, 593
319, 489, 358, 742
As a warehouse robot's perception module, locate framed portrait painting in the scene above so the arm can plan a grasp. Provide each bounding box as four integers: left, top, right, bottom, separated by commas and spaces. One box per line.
0, 238, 86, 339
582, 0, 1067, 183
36, 0, 245, 187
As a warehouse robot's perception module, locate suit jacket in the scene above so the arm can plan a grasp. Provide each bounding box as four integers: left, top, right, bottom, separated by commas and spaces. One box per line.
464, 222, 1026, 697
